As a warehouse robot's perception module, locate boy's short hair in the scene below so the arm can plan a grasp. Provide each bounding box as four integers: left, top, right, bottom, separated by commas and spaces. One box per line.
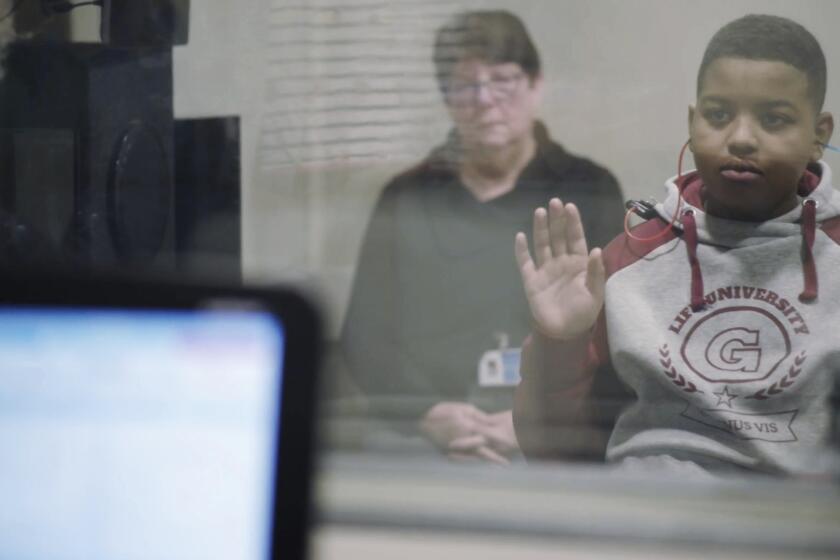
697, 14, 827, 111
433, 10, 541, 93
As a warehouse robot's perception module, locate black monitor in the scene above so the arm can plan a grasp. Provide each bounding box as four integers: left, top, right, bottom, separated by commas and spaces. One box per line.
0, 270, 321, 559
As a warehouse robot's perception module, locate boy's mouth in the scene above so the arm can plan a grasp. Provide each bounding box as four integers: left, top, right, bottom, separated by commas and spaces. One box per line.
720, 161, 763, 182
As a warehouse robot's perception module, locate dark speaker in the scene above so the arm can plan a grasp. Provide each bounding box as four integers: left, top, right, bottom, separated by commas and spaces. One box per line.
100, 0, 190, 47
174, 117, 241, 281
0, 42, 176, 270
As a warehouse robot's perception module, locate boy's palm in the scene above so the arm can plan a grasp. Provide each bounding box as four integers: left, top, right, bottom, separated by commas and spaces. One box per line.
515, 199, 605, 340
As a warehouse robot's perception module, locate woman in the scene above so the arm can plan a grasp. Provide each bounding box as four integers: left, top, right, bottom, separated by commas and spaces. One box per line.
341, 10, 625, 463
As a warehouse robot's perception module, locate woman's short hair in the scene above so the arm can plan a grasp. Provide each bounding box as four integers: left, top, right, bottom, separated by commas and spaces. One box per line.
433, 10, 541, 93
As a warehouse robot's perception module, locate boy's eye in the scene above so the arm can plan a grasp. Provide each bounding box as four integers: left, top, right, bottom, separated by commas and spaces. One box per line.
704, 109, 731, 125
760, 113, 791, 128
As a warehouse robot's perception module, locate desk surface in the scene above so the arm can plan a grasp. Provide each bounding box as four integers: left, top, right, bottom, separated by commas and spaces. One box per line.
313, 453, 840, 559
314, 526, 836, 560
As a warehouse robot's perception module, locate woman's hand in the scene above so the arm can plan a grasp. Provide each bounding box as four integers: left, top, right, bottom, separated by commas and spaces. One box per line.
420, 403, 516, 465
447, 410, 518, 465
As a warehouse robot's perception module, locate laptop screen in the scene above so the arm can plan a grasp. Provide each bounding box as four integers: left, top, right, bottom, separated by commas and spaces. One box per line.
0, 307, 285, 560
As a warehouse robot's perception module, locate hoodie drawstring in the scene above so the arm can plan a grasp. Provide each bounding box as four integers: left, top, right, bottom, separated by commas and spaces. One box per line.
681, 209, 706, 312
680, 199, 819, 312
800, 198, 818, 302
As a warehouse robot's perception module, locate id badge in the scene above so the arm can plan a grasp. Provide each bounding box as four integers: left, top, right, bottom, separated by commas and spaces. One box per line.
477, 347, 521, 387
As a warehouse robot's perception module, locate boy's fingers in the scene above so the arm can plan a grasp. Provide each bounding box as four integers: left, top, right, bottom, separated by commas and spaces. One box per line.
514, 232, 536, 280
548, 198, 567, 256
532, 207, 552, 267
563, 203, 589, 257
585, 248, 606, 301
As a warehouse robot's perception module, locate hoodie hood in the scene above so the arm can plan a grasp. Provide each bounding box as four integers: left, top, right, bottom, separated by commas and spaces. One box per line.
655, 161, 840, 249
652, 161, 840, 310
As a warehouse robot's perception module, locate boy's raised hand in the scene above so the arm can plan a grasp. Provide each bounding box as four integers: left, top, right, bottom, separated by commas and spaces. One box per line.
515, 198, 606, 340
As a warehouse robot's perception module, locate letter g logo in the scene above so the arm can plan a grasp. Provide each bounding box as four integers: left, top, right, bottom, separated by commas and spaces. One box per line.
705, 328, 760, 372
680, 307, 791, 384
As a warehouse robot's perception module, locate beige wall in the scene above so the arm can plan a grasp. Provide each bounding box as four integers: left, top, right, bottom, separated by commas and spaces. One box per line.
79, 1, 840, 336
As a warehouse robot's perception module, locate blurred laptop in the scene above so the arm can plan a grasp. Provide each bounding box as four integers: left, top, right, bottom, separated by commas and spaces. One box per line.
0, 270, 321, 560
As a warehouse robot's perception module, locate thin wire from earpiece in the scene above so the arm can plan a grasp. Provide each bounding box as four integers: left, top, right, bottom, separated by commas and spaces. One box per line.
623, 140, 690, 242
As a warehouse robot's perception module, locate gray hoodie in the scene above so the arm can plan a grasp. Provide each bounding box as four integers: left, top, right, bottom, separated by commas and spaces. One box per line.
515, 162, 840, 476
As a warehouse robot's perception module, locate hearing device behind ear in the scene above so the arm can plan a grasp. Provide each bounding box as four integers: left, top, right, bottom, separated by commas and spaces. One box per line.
623, 140, 691, 241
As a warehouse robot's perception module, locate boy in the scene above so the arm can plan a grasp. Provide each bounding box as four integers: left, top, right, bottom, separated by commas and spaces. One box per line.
513, 14, 837, 476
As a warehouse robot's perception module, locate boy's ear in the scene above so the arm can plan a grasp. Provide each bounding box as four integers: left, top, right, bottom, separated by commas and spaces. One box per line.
687, 105, 696, 151
812, 112, 835, 162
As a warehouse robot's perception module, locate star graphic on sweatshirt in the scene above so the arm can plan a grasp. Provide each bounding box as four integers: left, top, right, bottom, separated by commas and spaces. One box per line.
713, 386, 737, 408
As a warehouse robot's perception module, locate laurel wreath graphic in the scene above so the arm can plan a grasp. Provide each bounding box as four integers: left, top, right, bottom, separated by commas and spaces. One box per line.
659, 344, 703, 394
743, 351, 807, 400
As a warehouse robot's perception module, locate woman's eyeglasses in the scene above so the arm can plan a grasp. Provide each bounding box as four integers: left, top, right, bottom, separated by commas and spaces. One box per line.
446, 72, 525, 106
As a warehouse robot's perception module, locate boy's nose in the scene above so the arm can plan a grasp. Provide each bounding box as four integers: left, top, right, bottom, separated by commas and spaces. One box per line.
727, 117, 758, 156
